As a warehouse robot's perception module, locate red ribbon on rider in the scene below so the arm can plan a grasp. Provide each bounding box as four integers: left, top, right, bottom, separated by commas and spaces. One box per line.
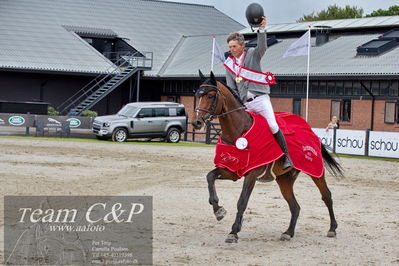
224, 56, 277, 85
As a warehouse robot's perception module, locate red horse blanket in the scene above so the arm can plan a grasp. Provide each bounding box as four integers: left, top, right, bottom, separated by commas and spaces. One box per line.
214, 112, 324, 178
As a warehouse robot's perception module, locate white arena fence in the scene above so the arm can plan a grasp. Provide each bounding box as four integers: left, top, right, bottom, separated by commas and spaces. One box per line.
312, 128, 399, 159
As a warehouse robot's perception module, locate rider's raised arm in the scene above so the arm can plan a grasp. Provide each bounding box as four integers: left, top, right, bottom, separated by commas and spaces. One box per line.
254, 16, 267, 58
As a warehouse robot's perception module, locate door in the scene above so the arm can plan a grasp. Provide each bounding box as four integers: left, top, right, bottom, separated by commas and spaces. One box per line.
131, 108, 154, 133
151, 108, 169, 132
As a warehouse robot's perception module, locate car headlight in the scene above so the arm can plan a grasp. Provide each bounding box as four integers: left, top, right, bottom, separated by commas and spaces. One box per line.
103, 122, 111, 127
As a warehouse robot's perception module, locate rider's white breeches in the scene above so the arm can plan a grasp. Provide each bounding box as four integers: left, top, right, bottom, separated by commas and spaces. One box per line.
244, 94, 280, 134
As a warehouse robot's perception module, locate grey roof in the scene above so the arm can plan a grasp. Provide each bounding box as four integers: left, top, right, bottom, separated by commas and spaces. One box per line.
240, 15, 399, 34
160, 33, 399, 77
63, 25, 118, 38
0, 0, 243, 75
160, 34, 229, 77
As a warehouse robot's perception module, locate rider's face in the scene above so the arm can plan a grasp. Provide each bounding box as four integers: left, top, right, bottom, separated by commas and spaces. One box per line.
228, 40, 245, 58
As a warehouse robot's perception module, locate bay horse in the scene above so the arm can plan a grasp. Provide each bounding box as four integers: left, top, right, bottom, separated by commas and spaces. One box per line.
191, 71, 343, 243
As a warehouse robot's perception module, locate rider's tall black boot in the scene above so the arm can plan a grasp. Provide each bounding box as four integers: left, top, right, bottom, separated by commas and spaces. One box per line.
273, 129, 293, 170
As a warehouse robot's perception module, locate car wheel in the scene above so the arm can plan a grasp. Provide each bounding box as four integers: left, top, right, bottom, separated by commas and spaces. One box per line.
112, 128, 128, 142
166, 127, 181, 143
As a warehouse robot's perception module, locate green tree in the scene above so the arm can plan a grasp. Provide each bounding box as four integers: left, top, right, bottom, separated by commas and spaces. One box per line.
298, 5, 363, 22
366, 5, 399, 17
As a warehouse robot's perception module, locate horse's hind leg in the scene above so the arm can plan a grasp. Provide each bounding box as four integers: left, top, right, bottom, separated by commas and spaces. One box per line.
276, 171, 300, 240
312, 176, 337, 237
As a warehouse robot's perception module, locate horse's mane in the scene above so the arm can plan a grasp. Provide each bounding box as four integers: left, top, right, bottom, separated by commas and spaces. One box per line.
218, 81, 244, 106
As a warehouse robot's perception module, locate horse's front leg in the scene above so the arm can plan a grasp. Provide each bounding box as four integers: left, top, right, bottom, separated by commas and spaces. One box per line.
226, 174, 257, 243
207, 168, 239, 221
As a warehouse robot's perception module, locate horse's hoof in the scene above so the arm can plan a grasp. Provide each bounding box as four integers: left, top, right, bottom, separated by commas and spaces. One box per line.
225, 234, 238, 243
280, 233, 291, 241
215, 207, 227, 221
327, 231, 336, 238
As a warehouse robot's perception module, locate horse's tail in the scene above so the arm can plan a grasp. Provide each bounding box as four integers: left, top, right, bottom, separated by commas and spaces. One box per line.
321, 144, 344, 177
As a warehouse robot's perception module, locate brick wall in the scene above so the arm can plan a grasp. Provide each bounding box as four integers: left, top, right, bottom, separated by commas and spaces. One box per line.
300, 98, 331, 128
269, 97, 292, 113
348, 100, 372, 130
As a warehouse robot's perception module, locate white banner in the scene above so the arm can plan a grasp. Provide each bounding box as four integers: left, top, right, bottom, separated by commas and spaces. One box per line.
212, 38, 225, 65
335, 129, 366, 156
368, 131, 399, 158
283, 30, 310, 58
312, 128, 334, 150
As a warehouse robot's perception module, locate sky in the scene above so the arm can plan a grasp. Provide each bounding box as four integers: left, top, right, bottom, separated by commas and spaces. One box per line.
161, 0, 399, 25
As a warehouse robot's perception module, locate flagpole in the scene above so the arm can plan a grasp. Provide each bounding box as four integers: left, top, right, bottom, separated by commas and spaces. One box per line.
305, 26, 311, 122
211, 37, 215, 72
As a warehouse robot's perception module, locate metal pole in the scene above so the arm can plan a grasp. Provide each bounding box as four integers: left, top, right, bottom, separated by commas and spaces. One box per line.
136, 70, 140, 102
305, 26, 311, 122
211, 37, 215, 72
365, 129, 370, 156
129, 76, 132, 102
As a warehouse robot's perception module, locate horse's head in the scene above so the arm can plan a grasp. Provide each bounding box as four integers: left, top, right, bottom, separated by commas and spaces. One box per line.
191, 70, 224, 130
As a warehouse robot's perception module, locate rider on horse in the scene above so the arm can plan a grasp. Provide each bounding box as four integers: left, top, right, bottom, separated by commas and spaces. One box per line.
224, 15, 293, 170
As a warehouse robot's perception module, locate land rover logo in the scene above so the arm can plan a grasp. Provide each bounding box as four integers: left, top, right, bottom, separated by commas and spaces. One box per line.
67, 118, 81, 128
8, 116, 25, 126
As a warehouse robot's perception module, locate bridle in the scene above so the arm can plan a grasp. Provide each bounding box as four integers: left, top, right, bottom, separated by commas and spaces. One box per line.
195, 84, 245, 123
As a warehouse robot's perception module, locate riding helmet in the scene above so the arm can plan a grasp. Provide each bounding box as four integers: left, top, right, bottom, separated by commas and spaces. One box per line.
245, 3, 264, 27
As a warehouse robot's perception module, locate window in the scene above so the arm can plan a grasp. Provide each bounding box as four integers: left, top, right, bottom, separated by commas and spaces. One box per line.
287, 81, 295, 94
385, 101, 399, 124
353, 81, 362, 95
380, 81, 390, 96
117, 106, 138, 117
357, 39, 399, 56
293, 99, 301, 116
336, 82, 344, 95
169, 107, 185, 117
295, 81, 304, 95
137, 108, 153, 117
342, 99, 351, 122
389, 81, 398, 97
279, 81, 287, 94
154, 108, 168, 117
331, 100, 341, 118
311, 81, 318, 95
319, 81, 327, 95
327, 81, 335, 95
344, 81, 353, 95
176, 107, 185, 116
331, 99, 351, 122
371, 81, 380, 96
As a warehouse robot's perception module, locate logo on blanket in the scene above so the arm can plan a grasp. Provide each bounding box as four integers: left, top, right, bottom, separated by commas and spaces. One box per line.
220, 152, 239, 165
302, 145, 318, 162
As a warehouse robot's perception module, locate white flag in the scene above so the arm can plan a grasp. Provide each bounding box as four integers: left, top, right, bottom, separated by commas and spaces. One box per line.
212, 37, 225, 65
283, 30, 310, 58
